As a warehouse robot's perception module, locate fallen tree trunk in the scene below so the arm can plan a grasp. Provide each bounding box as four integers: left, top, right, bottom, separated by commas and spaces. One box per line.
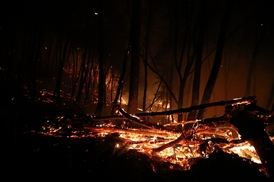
89, 96, 274, 180
36, 95, 274, 181
92, 96, 256, 120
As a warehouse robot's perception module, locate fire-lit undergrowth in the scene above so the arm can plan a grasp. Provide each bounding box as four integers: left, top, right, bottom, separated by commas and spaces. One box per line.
31, 96, 274, 175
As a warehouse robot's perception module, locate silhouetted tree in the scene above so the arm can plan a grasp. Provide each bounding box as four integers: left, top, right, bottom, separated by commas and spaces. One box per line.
187, 0, 208, 120
245, 5, 268, 97
53, 35, 70, 102
127, 0, 141, 114
95, 0, 106, 116
111, 44, 130, 114
198, 0, 233, 118
141, 1, 152, 112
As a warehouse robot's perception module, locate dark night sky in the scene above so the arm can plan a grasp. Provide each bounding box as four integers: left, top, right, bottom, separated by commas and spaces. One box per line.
1, 0, 274, 116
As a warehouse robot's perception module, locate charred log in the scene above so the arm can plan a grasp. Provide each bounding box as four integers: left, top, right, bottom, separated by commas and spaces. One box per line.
40, 96, 274, 181
152, 131, 189, 153
93, 96, 256, 120
229, 103, 274, 180
116, 105, 152, 129
137, 96, 256, 118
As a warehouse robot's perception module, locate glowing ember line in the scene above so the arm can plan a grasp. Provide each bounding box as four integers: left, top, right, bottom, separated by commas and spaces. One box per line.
37, 123, 264, 168
37, 97, 270, 171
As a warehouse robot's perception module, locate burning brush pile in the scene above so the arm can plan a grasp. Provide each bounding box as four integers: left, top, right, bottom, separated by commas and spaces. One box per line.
36, 96, 274, 181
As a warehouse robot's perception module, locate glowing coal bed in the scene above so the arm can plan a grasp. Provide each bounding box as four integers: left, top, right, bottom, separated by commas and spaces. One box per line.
17, 93, 272, 181
34, 113, 266, 171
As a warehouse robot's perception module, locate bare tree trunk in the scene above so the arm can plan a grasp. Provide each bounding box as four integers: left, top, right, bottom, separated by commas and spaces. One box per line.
32, 28, 44, 100
197, 0, 232, 118
245, 22, 267, 97
70, 46, 80, 101
187, 1, 207, 120
127, 0, 141, 114
174, 0, 193, 122
95, 0, 105, 116
76, 47, 92, 104
168, 64, 173, 114
54, 36, 69, 102
111, 44, 130, 114
142, 41, 148, 112
84, 54, 94, 104
27, 34, 38, 100
141, 2, 152, 112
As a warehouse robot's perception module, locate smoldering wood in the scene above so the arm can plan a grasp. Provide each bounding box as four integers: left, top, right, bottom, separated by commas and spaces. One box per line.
93, 96, 256, 120
91, 96, 274, 180
116, 106, 153, 129
228, 103, 274, 180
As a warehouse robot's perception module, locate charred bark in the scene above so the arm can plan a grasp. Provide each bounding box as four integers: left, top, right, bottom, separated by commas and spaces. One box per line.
54, 36, 69, 102
94, 96, 256, 120
187, 0, 208, 120
93, 96, 274, 180
127, 0, 141, 114
111, 44, 130, 114
138, 96, 256, 118
95, 0, 105, 116
116, 106, 152, 129
142, 5, 151, 112
197, 0, 233, 118
245, 1, 268, 97
229, 104, 274, 180
171, 0, 196, 122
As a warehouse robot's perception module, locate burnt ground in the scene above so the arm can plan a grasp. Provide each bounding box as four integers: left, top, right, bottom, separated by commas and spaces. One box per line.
1, 78, 272, 182
3, 129, 271, 182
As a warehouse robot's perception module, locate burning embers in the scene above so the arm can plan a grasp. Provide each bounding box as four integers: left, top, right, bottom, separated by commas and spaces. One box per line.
38, 118, 260, 169
36, 96, 274, 178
